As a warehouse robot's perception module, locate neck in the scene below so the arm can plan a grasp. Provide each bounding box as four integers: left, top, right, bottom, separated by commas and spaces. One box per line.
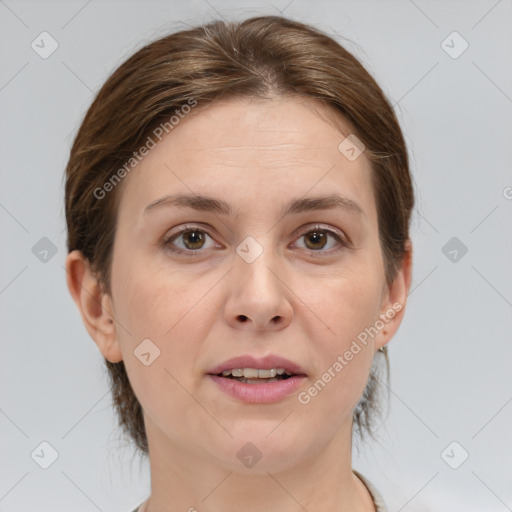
141, 416, 375, 512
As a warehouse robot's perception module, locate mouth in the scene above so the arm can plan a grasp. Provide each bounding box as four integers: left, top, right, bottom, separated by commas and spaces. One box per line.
213, 367, 297, 384
207, 355, 307, 403
207, 354, 307, 380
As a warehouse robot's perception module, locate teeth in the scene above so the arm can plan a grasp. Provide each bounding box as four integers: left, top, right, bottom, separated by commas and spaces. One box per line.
220, 367, 292, 378
243, 368, 259, 378
239, 377, 279, 384
257, 368, 277, 378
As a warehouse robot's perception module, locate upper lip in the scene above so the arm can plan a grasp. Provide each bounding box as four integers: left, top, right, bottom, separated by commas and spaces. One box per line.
208, 355, 307, 376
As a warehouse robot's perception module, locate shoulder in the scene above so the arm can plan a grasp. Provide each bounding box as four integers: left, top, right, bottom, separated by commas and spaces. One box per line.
132, 498, 148, 512
353, 470, 388, 512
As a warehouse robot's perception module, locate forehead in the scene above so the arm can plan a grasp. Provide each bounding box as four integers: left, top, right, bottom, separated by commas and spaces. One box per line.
116, 95, 376, 222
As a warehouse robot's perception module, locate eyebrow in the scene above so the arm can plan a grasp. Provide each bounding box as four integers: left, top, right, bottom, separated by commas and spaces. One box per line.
143, 192, 365, 218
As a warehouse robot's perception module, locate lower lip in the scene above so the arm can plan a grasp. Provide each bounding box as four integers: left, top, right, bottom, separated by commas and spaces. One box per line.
208, 374, 306, 403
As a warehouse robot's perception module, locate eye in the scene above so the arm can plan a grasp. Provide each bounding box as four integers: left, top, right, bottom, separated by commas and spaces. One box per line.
293, 225, 349, 253
163, 225, 218, 255
163, 223, 349, 257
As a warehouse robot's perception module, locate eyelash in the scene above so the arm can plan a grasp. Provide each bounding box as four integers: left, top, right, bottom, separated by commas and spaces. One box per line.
162, 224, 350, 257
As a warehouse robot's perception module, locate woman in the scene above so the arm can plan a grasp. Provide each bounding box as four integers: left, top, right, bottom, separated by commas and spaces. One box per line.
64, 15, 413, 512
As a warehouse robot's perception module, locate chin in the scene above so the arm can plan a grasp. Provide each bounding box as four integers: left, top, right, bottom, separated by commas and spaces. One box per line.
205, 428, 313, 475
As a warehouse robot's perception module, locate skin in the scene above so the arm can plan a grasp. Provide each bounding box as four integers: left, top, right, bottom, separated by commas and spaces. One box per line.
66, 95, 412, 512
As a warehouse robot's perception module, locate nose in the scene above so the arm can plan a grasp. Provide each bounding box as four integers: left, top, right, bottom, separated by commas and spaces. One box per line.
224, 246, 293, 332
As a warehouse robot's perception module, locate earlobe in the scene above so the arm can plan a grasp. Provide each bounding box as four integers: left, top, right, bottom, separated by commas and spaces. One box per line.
64, 250, 123, 363
375, 239, 413, 352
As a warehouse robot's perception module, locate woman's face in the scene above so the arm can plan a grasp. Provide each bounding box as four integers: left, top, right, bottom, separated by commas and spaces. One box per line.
98, 96, 408, 472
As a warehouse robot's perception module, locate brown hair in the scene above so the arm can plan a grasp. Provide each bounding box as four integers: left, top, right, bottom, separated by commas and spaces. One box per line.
65, 15, 414, 455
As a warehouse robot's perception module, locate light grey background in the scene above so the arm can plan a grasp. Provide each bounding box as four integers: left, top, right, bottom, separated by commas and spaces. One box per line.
1, 0, 511, 511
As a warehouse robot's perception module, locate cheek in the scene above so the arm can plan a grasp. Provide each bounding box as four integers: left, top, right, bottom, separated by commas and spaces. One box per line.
312, 267, 383, 346
112, 267, 211, 434
301, 266, 383, 403
113, 261, 220, 382
112, 249, 199, 342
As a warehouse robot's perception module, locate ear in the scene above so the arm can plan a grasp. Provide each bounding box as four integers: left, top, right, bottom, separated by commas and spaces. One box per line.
374, 239, 413, 353
64, 250, 123, 363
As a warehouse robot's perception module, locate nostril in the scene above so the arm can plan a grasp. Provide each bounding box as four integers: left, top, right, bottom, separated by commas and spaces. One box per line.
238, 315, 248, 322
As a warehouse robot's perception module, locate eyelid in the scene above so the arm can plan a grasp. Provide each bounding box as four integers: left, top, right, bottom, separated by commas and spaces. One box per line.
292, 223, 350, 247
162, 222, 350, 255
162, 223, 220, 254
